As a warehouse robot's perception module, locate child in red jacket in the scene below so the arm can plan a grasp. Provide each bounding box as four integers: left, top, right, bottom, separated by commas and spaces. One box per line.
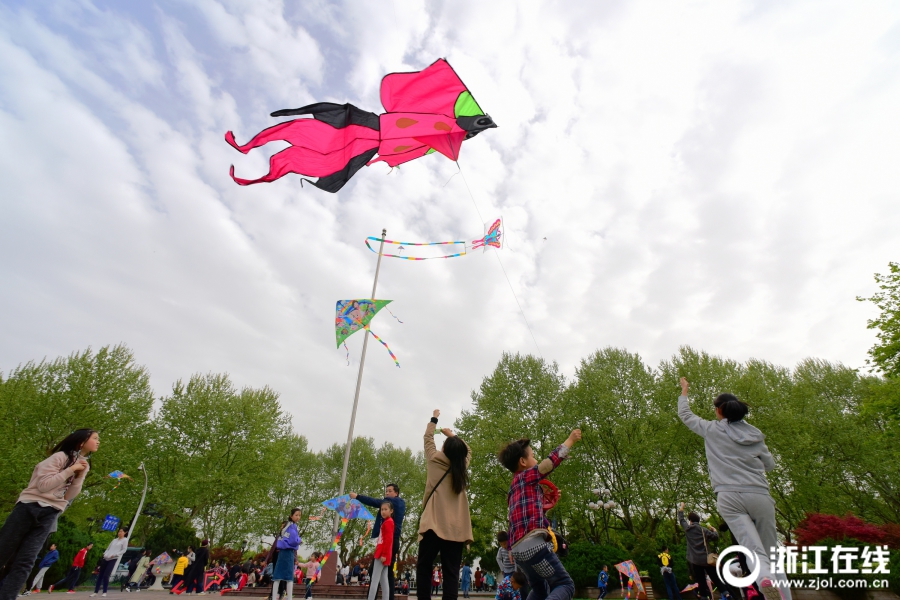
367, 502, 395, 600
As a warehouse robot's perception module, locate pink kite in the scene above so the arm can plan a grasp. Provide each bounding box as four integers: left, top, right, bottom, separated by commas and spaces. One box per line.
226, 59, 496, 192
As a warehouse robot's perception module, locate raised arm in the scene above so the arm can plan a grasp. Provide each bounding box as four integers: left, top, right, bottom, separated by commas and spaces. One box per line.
677, 378, 711, 437
677, 503, 689, 531
424, 410, 439, 460
537, 429, 581, 476
352, 494, 381, 508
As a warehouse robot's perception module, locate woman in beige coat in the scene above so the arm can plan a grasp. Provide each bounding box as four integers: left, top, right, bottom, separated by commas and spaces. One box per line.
416, 409, 473, 600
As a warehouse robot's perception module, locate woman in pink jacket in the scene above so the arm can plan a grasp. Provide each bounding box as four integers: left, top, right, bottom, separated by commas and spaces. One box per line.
0, 429, 99, 600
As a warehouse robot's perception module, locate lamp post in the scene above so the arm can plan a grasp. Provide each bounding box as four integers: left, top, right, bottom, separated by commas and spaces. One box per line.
111, 463, 148, 579
587, 488, 616, 545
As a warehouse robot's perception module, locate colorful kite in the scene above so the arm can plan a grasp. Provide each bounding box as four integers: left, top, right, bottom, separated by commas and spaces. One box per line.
472, 218, 503, 252
336, 299, 399, 367
614, 560, 645, 599
225, 59, 496, 192
365, 218, 502, 261
321, 494, 376, 521
312, 495, 376, 580
105, 470, 132, 490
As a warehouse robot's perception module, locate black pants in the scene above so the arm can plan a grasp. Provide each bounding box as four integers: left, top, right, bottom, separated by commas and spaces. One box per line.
0, 503, 60, 600
169, 574, 184, 593
388, 544, 399, 600
416, 530, 463, 600
52, 566, 82, 591
690, 563, 735, 600
95, 558, 117, 594
185, 569, 205, 594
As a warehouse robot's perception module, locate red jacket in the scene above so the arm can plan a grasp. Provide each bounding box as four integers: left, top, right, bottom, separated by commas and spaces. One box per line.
73, 547, 89, 568
373, 517, 394, 562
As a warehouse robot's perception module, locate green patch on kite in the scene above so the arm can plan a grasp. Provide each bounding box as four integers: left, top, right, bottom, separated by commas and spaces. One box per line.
454, 91, 484, 118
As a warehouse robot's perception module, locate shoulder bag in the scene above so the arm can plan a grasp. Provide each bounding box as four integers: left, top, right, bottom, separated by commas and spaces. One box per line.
701, 527, 719, 566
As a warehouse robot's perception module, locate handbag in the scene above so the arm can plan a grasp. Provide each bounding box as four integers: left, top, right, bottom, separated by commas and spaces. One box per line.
701, 528, 718, 566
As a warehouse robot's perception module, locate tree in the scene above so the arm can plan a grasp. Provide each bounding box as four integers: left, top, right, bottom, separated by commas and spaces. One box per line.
148, 373, 294, 546
858, 261, 900, 378
0, 345, 154, 522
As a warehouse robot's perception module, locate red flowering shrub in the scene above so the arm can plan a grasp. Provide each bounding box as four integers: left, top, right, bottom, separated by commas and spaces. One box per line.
210, 546, 244, 565
794, 513, 896, 548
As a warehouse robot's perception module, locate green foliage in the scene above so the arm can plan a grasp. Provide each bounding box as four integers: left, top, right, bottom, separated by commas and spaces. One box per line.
143, 521, 199, 557
560, 542, 627, 588
858, 262, 900, 378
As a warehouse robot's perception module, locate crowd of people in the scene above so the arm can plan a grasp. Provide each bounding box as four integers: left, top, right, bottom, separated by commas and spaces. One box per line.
0, 379, 790, 600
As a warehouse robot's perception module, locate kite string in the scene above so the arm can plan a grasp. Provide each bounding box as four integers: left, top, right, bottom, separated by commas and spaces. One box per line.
455, 162, 544, 360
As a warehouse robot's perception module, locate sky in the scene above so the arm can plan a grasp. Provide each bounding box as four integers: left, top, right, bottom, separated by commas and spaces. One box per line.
1, 0, 898, 452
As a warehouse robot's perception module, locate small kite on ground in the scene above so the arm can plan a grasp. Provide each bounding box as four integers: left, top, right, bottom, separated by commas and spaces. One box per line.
336, 299, 400, 367
226, 59, 496, 192
614, 560, 645, 599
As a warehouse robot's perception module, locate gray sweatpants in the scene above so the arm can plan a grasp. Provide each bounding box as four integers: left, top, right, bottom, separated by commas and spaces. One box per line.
716, 492, 792, 600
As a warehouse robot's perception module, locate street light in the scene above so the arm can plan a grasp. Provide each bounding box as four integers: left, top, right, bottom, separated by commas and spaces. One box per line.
587, 488, 616, 544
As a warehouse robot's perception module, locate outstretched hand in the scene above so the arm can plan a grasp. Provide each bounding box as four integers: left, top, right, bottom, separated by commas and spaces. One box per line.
680, 377, 689, 396
349, 492, 358, 499
441, 428, 455, 437
433, 409, 440, 419
679, 502, 685, 510
564, 429, 582, 447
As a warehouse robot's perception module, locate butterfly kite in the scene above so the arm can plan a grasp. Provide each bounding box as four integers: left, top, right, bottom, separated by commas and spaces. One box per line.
336, 299, 400, 367
311, 495, 375, 580
225, 59, 496, 192
365, 218, 503, 260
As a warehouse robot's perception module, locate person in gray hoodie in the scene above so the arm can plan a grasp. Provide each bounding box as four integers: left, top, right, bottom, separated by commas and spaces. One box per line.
677, 377, 790, 600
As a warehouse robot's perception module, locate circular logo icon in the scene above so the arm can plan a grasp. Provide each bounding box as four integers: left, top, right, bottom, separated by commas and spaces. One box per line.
716, 545, 761, 588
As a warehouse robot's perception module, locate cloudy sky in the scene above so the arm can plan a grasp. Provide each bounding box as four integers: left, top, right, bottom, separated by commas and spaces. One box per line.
1, 0, 898, 451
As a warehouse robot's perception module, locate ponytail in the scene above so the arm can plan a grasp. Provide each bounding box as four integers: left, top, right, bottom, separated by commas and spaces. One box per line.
714, 393, 749, 422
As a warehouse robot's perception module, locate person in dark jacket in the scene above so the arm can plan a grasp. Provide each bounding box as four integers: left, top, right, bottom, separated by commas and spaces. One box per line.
183, 539, 210, 595
678, 505, 734, 600
26, 544, 59, 593
350, 484, 406, 600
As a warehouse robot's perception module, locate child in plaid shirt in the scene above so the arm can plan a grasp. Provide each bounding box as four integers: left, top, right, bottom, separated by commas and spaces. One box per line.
498, 429, 581, 600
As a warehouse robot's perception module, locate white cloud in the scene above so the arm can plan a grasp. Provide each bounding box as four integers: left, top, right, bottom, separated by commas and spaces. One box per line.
1, 0, 898, 453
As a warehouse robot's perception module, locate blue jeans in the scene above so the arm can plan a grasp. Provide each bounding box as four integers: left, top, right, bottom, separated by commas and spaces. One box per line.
663, 571, 681, 600
512, 544, 574, 600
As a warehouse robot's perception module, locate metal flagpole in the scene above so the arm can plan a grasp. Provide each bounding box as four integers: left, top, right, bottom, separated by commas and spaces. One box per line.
334, 228, 387, 534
